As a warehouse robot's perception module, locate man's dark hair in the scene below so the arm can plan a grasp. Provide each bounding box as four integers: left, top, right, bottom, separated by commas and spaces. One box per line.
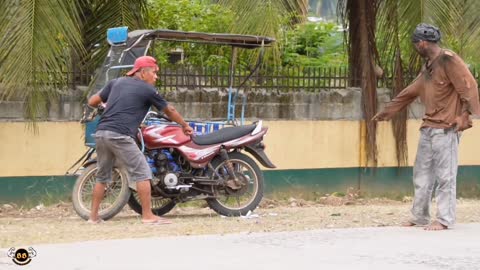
412, 23, 441, 43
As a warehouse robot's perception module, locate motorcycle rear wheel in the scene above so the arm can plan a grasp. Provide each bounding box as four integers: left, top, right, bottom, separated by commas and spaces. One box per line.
127, 192, 176, 216
72, 163, 131, 221
207, 152, 264, 216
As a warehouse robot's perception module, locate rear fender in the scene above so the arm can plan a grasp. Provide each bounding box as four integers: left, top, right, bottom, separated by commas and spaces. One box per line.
244, 144, 276, 169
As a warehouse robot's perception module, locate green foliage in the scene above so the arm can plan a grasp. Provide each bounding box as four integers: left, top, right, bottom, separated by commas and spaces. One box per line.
145, 0, 234, 68
217, 0, 308, 66
81, 0, 147, 71
281, 22, 347, 67
0, 0, 84, 122
146, 0, 233, 32
376, 0, 480, 73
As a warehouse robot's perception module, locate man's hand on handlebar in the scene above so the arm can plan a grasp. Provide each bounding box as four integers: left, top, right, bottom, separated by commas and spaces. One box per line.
183, 125, 194, 136
97, 103, 106, 113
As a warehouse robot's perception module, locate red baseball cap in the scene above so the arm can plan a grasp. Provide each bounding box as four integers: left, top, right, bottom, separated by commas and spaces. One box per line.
126, 56, 159, 76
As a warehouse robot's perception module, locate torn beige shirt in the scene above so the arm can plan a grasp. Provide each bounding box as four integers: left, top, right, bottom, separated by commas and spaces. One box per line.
382, 50, 480, 129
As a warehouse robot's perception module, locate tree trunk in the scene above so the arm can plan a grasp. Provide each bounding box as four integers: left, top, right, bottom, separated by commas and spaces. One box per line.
345, 0, 379, 166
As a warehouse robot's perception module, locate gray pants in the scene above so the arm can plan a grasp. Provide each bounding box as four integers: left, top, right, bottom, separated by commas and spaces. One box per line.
411, 127, 460, 227
94, 130, 152, 183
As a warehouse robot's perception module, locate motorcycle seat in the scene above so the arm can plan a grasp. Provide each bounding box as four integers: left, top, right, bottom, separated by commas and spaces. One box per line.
192, 124, 256, 145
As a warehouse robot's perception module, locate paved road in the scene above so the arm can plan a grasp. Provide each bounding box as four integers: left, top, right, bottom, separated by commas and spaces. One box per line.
1, 223, 480, 270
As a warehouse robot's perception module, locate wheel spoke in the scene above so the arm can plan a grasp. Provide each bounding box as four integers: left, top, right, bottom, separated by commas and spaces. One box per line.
211, 158, 259, 210
236, 196, 241, 207
222, 195, 231, 204
79, 167, 126, 214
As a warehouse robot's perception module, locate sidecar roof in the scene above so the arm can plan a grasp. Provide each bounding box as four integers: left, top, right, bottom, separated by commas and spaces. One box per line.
126, 29, 275, 49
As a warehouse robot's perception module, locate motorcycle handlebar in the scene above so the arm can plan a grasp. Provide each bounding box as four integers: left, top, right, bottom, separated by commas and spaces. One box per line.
143, 111, 172, 123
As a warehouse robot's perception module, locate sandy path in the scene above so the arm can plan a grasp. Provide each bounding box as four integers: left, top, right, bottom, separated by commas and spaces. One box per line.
1, 198, 479, 248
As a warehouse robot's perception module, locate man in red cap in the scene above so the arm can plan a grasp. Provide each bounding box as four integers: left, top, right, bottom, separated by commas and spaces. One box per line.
87, 56, 193, 224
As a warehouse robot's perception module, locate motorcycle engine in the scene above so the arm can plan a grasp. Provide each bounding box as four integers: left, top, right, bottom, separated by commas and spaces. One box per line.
151, 149, 189, 191
163, 173, 178, 188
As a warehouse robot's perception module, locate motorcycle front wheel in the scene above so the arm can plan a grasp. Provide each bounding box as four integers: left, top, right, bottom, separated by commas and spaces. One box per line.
207, 152, 264, 216
72, 163, 131, 221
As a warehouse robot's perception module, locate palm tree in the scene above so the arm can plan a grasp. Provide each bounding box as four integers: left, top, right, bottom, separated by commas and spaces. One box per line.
338, 0, 381, 166
216, 0, 308, 65
0, 0, 84, 121
0, 0, 146, 122
80, 0, 147, 71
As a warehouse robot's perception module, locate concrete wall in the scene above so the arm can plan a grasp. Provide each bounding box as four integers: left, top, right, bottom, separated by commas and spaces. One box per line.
1, 86, 478, 176
0, 87, 425, 121
0, 122, 88, 177
2, 87, 479, 201
2, 119, 480, 177
0, 87, 85, 121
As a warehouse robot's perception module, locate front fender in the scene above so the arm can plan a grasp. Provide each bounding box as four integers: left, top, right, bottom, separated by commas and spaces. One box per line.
82, 159, 97, 169
244, 144, 276, 169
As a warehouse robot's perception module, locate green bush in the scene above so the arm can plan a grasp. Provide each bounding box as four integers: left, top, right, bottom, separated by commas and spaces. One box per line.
281, 22, 347, 67
146, 0, 234, 67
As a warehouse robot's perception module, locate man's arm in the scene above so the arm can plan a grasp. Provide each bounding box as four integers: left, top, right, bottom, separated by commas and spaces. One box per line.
149, 88, 193, 135
443, 53, 479, 131
445, 53, 480, 116
87, 80, 115, 108
163, 105, 193, 135
88, 94, 103, 108
372, 75, 422, 121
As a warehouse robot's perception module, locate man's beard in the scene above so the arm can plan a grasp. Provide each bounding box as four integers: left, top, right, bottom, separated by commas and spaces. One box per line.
416, 47, 428, 58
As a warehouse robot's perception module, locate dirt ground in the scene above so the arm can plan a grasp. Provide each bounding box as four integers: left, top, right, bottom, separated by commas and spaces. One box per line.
1, 196, 479, 248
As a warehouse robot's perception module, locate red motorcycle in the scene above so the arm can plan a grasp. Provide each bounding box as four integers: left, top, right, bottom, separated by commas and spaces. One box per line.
72, 111, 275, 220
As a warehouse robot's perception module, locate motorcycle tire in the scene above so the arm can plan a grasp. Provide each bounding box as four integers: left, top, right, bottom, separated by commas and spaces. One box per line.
207, 152, 264, 216
127, 192, 176, 216
72, 163, 131, 221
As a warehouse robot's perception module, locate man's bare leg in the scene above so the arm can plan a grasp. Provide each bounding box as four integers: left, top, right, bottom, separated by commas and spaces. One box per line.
136, 180, 171, 224
425, 220, 448, 230
89, 182, 106, 222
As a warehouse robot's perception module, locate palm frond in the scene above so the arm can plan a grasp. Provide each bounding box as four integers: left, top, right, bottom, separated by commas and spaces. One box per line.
376, 0, 409, 166
82, 0, 147, 70
218, 0, 307, 65
440, 0, 480, 62
0, 0, 84, 121
381, 0, 475, 70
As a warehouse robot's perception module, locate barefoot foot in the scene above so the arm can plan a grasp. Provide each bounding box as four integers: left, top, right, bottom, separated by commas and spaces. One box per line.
425, 221, 448, 231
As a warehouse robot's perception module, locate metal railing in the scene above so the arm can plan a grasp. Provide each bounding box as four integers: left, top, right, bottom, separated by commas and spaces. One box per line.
67, 65, 480, 91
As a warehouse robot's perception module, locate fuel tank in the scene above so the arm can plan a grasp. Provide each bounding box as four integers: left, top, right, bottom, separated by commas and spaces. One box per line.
140, 124, 191, 149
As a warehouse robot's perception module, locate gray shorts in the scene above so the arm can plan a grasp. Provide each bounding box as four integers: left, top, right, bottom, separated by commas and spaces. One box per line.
93, 130, 152, 183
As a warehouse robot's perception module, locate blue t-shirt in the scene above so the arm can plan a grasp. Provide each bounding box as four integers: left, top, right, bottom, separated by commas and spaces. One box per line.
96, 77, 168, 138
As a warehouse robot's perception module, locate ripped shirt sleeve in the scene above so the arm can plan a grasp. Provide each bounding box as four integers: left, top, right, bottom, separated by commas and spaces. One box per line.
381, 74, 423, 119
445, 55, 480, 116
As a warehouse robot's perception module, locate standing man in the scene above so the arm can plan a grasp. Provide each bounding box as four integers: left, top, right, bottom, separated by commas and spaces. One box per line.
87, 56, 193, 224
373, 23, 480, 230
